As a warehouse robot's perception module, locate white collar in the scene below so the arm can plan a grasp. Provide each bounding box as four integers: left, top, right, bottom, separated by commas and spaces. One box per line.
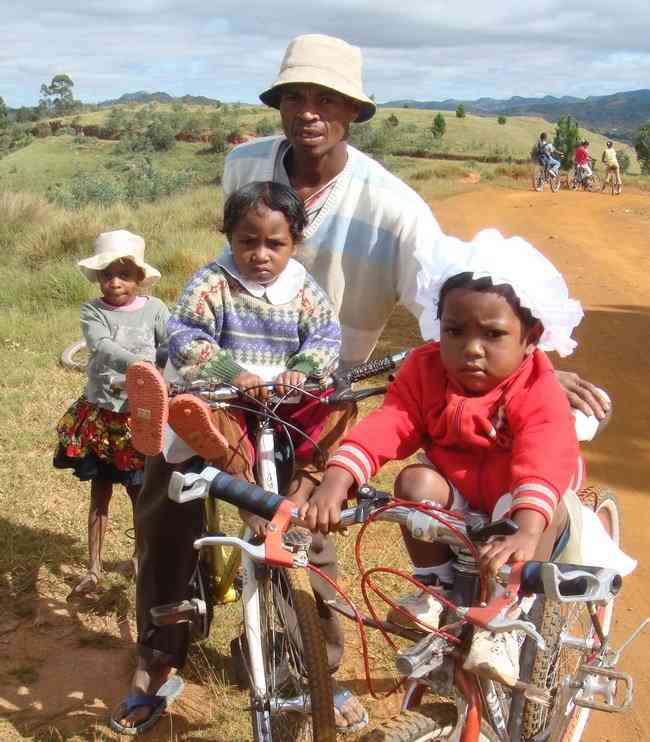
217, 251, 306, 305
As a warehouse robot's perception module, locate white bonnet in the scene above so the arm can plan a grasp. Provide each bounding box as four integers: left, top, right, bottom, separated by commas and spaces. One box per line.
415, 229, 583, 357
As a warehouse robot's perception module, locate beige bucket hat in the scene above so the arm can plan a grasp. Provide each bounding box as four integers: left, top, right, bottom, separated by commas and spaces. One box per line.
259, 34, 376, 123
77, 229, 161, 287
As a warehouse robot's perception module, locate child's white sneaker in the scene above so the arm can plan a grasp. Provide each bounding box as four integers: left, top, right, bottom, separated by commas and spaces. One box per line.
386, 590, 445, 630
463, 629, 520, 686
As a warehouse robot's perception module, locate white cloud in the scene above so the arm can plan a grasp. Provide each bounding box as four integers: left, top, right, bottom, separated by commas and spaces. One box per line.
2, 1, 650, 107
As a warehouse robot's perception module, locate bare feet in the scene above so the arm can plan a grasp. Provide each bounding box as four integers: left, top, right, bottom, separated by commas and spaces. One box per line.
332, 683, 368, 733
67, 570, 100, 599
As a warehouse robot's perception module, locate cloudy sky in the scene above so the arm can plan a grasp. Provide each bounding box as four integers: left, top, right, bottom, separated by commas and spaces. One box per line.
4, 0, 650, 108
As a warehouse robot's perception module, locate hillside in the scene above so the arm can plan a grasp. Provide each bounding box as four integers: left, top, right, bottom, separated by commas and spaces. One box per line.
382, 89, 650, 142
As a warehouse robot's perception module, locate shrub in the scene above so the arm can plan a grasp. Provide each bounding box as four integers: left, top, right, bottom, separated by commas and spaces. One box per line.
209, 130, 228, 153
456, 103, 466, 118
348, 122, 390, 154
32, 122, 51, 138
145, 118, 176, 151
498, 116, 507, 125
634, 122, 650, 174
386, 113, 399, 128
616, 149, 631, 175
255, 118, 276, 137
553, 116, 581, 169
431, 113, 446, 140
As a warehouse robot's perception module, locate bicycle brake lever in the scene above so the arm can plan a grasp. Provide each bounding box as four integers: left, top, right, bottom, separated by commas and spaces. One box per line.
467, 518, 518, 543
168, 466, 220, 503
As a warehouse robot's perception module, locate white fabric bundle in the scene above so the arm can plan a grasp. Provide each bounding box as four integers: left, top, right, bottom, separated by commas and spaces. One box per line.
416, 229, 584, 357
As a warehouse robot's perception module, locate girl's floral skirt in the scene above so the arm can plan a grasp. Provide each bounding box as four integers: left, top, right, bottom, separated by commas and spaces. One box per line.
53, 397, 145, 487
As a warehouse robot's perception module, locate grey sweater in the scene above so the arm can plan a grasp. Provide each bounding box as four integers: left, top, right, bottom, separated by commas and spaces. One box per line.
81, 297, 169, 412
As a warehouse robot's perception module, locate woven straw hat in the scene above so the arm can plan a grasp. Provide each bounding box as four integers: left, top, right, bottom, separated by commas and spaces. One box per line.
77, 229, 161, 287
259, 34, 376, 123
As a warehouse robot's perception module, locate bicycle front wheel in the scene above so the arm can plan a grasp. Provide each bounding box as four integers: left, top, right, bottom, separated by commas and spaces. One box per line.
520, 490, 621, 742
365, 708, 499, 741
587, 173, 601, 192
550, 171, 561, 192
569, 171, 580, 190
249, 566, 335, 742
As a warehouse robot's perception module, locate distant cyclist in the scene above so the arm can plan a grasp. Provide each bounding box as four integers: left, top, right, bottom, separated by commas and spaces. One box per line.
537, 132, 562, 176
574, 140, 593, 180
601, 141, 622, 194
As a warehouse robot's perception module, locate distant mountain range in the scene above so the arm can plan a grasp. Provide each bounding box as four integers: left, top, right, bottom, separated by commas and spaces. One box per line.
381, 89, 650, 142
96, 91, 222, 107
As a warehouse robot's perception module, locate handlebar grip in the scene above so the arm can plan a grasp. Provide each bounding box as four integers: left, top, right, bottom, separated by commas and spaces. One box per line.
342, 351, 409, 384
208, 471, 283, 521
520, 561, 622, 597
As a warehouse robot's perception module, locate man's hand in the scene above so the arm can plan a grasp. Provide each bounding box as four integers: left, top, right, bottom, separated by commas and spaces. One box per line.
299, 467, 355, 534
233, 371, 268, 401
274, 370, 306, 396
555, 370, 611, 420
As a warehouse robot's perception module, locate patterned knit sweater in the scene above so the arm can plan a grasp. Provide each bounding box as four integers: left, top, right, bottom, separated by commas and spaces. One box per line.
167, 254, 341, 383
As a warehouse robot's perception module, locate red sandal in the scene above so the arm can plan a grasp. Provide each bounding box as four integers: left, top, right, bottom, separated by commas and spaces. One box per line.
168, 394, 229, 461
126, 362, 169, 456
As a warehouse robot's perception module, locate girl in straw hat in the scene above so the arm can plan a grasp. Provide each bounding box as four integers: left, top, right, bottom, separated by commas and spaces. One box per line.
53, 229, 169, 597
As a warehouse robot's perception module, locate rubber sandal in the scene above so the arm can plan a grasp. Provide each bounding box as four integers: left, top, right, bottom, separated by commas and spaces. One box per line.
108, 675, 184, 736
332, 685, 369, 735
126, 362, 169, 456
66, 571, 101, 601
168, 394, 229, 461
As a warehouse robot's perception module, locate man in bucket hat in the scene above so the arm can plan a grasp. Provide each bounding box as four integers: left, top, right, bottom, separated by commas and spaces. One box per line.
115, 33, 611, 735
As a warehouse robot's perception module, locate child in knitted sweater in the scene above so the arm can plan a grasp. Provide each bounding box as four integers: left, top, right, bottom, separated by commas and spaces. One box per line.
129, 182, 349, 532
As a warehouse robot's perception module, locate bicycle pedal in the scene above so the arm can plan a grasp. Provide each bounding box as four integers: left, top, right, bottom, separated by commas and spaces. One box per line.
150, 598, 206, 626
573, 665, 633, 713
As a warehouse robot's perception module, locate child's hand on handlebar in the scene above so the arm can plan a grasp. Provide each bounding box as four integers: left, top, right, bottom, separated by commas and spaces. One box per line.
299, 467, 355, 534
233, 371, 269, 400
274, 370, 306, 396
479, 530, 541, 575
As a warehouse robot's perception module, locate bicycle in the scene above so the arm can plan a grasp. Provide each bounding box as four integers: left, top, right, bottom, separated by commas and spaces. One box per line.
532, 163, 561, 193
174, 463, 645, 742
568, 164, 601, 192
602, 166, 622, 196
137, 351, 408, 741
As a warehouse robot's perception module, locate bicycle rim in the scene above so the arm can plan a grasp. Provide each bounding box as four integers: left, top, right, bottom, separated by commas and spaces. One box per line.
249, 567, 335, 742
520, 490, 620, 742
60, 339, 88, 371
532, 169, 544, 192
550, 173, 561, 192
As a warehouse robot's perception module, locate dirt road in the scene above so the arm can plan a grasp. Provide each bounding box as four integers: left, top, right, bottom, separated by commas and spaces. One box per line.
431, 185, 650, 742
1, 185, 648, 741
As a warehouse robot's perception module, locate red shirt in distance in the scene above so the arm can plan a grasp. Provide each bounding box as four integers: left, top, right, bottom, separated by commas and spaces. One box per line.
575, 145, 590, 166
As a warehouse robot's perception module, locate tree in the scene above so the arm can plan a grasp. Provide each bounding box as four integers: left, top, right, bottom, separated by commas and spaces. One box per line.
498, 115, 507, 125
16, 106, 33, 123
456, 103, 466, 118
40, 74, 77, 116
553, 115, 581, 169
431, 112, 446, 139
0, 97, 7, 129
634, 122, 650, 175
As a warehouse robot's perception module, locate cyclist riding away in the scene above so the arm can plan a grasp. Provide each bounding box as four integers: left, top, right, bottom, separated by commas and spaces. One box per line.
601, 141, 622, 194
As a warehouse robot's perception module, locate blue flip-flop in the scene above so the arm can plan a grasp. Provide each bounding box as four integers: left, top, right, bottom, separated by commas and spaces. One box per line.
109, 675, 185, 736
333, 685, 369, 736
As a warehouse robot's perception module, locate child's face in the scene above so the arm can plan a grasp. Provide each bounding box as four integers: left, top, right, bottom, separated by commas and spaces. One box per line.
97, 259, 142, 306
230, 205, 296, 285
439, 288, 538, 395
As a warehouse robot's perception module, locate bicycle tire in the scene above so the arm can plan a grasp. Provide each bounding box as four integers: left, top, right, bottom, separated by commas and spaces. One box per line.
249, 566, 336, 742
520, 490, 620, 742
568, 172, 579, 190
532, 168, 544, 192
60, 339, 88, 371
587, 173, 601, 193
363, 709, 498, 742
550, 171, 561, 193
